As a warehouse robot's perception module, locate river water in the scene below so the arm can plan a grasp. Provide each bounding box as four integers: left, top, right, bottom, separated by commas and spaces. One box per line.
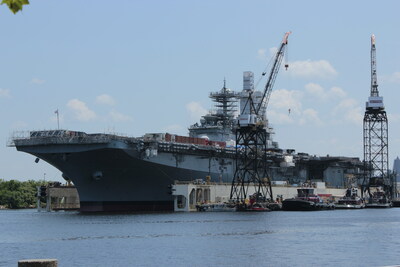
1, 208, 399, 267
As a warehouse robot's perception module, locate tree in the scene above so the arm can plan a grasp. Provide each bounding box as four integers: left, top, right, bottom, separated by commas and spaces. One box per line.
0, 179, 45, 209
1, 0, 29, 14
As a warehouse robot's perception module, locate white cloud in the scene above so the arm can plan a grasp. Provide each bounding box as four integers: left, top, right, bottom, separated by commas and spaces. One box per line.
269, 85, 357, 127
0, 88, 10, 98
67, 99, 96, 121
186, 101, 207, 121
305, 83, 325, 99
96, 94, 116, 106
330, 86, 347, 98
305, 83, 347, 100
257, 47, 278, 60
108, 110, 132, 122
299, 108, 322, 125
332, 98, 362, 125
267, 110, 293, 124
163, 124, 185, 134
30, 78, 45, 85
269, 47, 278, 56
288, 60, 337, 79
268, 89, 303, 125
269, 89, 303, 114
257, 48, 266, 60
381, 71, 400, 84
344, 107, 363, 125
332, 98, 358, 112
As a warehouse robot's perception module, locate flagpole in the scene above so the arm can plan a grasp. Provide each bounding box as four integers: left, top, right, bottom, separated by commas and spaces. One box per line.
55, 109, 59, 129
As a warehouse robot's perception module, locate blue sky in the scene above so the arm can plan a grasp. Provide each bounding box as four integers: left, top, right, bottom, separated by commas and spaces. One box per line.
1, 0, 400, 181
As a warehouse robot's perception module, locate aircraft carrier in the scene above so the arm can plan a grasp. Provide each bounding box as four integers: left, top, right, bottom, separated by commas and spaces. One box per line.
9, 72, 363, 212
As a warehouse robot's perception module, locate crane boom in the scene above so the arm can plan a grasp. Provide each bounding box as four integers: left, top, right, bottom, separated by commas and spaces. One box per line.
370, 34, 379, 97
255, 31, 291, 115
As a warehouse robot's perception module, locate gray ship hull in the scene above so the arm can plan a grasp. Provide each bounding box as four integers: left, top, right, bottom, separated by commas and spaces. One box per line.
11, 130, 364, 212
16, 138, 235, 212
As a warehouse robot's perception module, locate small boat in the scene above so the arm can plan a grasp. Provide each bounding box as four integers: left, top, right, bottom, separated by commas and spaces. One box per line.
335, 188, 365, 209
232, 192, 272, 212
236, 202, 271, 212
391, 198, 400, 207
196, 202, 236, 212
282, 188, 335, 211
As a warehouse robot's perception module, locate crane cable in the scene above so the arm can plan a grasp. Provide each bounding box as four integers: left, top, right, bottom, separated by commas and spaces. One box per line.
254, 54, 274, 91
285, 41, 289, 70
254, 37, 289, 91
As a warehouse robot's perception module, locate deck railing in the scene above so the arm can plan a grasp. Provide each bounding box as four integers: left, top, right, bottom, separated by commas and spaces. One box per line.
8, 130, 136, 147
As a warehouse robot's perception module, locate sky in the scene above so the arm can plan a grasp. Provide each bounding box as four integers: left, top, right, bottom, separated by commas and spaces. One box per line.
1, 0, 400, 182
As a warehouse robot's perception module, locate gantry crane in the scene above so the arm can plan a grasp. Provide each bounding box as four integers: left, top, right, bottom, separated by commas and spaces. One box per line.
230, 32, 291, 208
362, 34, 392, 206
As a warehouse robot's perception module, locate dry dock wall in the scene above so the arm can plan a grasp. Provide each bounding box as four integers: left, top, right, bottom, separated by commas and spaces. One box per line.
172, 182, 348, 212
39, 186, 80, 211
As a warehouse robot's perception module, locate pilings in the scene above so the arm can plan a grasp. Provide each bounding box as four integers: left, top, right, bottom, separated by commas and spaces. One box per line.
18, 259, 58, 267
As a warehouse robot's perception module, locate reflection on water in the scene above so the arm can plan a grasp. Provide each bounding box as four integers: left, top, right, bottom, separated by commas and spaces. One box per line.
1, 209, 400, 266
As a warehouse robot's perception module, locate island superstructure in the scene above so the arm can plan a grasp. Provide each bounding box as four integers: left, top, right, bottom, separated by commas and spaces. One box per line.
189, 80, 238, 143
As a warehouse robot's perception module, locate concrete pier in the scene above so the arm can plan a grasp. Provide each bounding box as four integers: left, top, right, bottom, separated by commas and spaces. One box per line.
37, 183, 80, 212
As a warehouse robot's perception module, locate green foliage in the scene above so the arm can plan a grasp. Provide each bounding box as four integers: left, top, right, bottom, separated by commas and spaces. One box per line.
1, 0, 29, 14
0, 179, 45, 209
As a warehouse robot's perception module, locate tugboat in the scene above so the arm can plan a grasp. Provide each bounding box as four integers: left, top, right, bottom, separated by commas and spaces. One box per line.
391, 191, 400, 208
391, 199, 400, 207
282, 188, 335, 211
335, 188, 365, 209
